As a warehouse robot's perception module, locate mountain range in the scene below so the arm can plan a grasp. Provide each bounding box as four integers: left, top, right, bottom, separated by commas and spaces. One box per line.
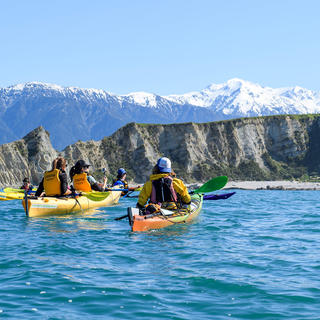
1, 78, 320, 150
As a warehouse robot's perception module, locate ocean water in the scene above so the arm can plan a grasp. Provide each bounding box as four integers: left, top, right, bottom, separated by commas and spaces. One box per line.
0, 190, 320, 319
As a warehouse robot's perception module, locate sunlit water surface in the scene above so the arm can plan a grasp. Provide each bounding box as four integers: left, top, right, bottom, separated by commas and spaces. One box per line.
0, 190, 319, 319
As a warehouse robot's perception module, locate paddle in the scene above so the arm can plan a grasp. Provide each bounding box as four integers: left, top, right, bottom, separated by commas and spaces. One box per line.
192, 176, 228, 194
77, 188, 129, 201
24, 190, 29, 216
203, 192, 235, 200
123, 176, 229, 199
122, 186, 142, 198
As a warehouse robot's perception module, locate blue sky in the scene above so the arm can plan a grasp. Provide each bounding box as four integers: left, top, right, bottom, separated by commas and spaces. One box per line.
1, 0, 319, 94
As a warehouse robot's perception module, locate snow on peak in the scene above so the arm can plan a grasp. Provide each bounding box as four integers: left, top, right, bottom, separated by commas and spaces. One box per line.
165, 79, 320, 115
1, 79, 320, 115
3, 82, 116, 101
122, 92, 158, 107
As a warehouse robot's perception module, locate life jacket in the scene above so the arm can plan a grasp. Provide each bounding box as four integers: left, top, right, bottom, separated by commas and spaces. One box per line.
113, 179, 128, 189
113, 179, 128, 195
43, 169, 61, 196
73, 173, 92, 192
150, 176, 178, 205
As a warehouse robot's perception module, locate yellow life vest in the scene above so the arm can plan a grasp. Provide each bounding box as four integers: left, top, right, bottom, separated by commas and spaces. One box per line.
43, 169, 61, 196
73, 173, 92, 192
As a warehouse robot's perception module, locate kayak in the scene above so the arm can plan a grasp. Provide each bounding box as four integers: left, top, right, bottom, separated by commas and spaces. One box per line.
127, 193, 203, 232
0, 191, 24, 201
0, 188, 37, 201
22, 190, 122, 217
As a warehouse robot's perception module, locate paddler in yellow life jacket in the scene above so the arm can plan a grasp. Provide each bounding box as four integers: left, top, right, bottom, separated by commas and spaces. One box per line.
137, 157, 191, 211
112, 168, 141, 196
70, 160, 107, 192
35, 157, 72, 197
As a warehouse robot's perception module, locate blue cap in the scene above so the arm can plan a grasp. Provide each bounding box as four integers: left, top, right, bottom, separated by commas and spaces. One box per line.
157, 157, 171, 173
117, 168, 126, 176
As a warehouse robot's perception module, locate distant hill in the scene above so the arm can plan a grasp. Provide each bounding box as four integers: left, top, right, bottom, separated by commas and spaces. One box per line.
0, 114, 320, 187
1, 79, 320, 149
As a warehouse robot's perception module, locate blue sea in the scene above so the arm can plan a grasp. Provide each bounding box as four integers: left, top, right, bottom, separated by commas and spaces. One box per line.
0, 190, 319, 319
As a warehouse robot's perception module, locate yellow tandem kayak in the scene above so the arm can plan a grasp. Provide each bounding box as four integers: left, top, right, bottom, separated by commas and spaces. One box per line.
22, 190, 122, 217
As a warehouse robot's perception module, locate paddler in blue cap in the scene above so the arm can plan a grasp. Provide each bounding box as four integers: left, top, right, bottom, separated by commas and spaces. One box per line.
112, 168, 141, 195
137, 157, 191, 211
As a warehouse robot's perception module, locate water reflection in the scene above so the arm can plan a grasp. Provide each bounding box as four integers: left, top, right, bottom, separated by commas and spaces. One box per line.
129, 218, 200, 241
26, 208, 109, 233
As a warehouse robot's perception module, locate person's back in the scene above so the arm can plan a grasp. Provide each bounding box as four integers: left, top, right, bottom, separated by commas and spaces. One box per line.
35, 157, 72, 197
70, 160, 107, 192
137, 157, 191, 209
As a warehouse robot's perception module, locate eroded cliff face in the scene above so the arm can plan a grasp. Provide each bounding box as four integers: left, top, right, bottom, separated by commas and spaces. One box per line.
0, 127, 57, 186
0, 115, 319, 187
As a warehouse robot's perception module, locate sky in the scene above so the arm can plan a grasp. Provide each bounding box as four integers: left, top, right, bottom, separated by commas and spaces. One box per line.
0, 0, 320, 95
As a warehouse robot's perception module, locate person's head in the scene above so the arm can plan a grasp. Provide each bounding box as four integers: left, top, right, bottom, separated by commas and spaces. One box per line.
69, 160, 90, 179
156, 157, 171, 173
52, 157, 67, 171
76, 160, 91, 173
117, 168, 126, 180
23, 177, 30, 185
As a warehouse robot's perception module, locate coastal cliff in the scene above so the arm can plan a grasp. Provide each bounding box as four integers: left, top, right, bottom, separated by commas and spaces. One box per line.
0, 114, 319, 187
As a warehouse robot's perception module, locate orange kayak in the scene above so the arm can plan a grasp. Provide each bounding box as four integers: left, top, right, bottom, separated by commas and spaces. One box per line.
128, 194, 203, 232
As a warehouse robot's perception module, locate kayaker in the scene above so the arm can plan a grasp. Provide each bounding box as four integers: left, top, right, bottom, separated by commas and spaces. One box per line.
112, 168, 141, 195
35, 157, 72, 197
70, 160, 107, 192
20, 177, 34, 191
137, 157, 191, 211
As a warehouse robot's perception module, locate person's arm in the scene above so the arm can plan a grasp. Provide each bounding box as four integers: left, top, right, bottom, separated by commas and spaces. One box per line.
173, 178, 191, 204
129, 185, 141, 191
87, 175, 104, 192
137, 181, 152, 207
102, 176, 107, 190
91, 183, 104, 191
60, 172, 71, 195
35, 179, 44, 197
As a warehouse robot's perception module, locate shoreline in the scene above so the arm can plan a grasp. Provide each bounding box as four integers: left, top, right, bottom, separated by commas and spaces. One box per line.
224, 181, 320, 191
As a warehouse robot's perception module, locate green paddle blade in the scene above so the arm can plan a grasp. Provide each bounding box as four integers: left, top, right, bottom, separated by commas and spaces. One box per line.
82, 191, 111, 201
193, 176, 228, 194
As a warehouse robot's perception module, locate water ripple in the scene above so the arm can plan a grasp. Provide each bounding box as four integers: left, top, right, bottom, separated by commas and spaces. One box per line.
0, 190, 320, 318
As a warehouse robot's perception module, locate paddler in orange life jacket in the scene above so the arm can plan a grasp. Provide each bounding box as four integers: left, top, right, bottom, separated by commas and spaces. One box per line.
35, 157, 72, 197
136, 157, 191, 211
112, 168, 141, 195
70, 160, 107, 192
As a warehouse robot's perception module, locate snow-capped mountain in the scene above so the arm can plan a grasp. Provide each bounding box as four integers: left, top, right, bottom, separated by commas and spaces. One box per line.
166, 78, 320, 115
0, 79, 320, 149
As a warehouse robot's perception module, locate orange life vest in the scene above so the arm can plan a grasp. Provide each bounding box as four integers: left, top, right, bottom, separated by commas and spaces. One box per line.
73, 172, 92, 192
